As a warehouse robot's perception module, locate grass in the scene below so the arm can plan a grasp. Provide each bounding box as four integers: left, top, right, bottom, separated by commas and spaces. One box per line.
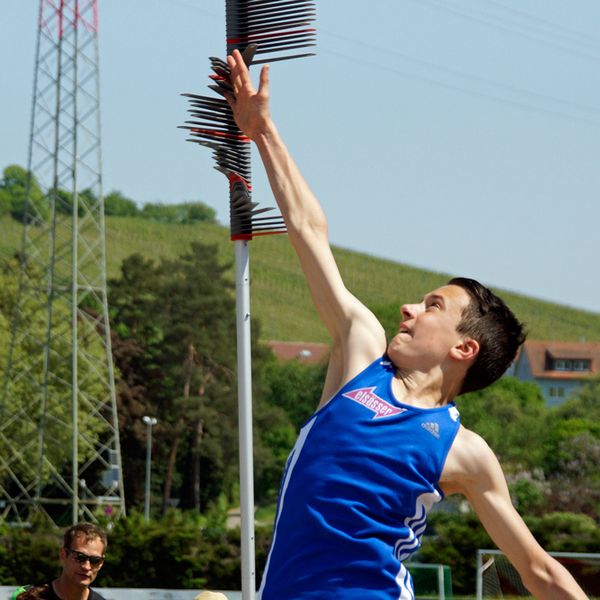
2, 214, 600, 343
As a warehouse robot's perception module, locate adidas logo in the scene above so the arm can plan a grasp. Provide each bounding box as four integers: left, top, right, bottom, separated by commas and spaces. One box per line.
421, 422, 440, 439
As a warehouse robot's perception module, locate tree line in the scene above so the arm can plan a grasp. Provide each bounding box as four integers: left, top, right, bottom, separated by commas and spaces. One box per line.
0, 164, 216, 225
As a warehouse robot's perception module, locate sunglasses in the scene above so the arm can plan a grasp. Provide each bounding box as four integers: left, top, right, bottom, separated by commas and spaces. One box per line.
65, 548, 105, 568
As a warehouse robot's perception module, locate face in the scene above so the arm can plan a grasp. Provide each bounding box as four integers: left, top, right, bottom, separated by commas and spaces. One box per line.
387, 284, 473, 372
59, 534, 105, 588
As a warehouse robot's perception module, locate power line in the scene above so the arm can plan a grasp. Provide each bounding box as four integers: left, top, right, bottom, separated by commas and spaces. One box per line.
321, 28, 600, 121
320, 45, 600, 128
480, 0, 600, 49
406, 0, 600, 63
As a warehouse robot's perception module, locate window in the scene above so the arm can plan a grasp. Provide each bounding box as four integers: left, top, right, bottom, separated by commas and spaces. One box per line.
552, 358, 590, 371
573, 359, 591, 371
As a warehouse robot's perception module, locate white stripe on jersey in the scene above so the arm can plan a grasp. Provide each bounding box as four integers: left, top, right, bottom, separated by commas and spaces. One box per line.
393, 491, 442, 598
258, 416, 317, 599
396, 563, 415, 600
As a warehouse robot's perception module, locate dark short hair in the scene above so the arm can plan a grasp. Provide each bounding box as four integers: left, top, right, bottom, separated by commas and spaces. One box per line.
63, 522, 107, 553
448, 277, 526, 395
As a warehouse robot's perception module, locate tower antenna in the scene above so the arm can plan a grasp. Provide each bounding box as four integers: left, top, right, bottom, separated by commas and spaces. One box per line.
0, 0, 125, 525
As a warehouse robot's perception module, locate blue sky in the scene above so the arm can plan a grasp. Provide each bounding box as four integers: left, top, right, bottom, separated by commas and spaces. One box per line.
2, 1, 600, 313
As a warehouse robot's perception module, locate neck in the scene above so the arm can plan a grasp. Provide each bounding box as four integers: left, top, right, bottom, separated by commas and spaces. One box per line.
393, 367, 459, 408
53, 577, 90, 600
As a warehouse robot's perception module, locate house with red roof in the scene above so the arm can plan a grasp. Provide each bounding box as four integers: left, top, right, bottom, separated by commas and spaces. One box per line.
509, 340, 600, 406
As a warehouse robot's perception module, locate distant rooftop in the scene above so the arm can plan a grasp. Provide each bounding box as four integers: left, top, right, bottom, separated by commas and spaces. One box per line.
518, 340, 600, 380
267, 341, 330, 364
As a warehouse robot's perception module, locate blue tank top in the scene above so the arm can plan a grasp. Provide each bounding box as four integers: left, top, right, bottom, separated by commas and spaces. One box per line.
258, 355, 461, 600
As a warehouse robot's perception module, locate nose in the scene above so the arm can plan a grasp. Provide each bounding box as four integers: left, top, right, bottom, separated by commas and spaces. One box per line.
401, 302, 420, 320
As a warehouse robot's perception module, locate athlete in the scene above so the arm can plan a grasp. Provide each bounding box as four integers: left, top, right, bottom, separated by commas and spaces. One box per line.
12, 523, 107, 600
224, 50, 588, 600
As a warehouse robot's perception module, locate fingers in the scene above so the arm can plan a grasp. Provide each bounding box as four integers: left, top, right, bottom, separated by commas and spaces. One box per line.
227, 49, 252, 96
224, 50, 271, 121
225, 54, 239, 96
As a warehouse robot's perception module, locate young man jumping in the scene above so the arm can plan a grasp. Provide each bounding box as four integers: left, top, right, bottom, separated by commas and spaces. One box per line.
224, 50, 588, 600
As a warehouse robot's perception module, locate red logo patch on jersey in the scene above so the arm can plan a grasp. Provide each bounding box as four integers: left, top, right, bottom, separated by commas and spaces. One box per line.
343, 387, 407, 419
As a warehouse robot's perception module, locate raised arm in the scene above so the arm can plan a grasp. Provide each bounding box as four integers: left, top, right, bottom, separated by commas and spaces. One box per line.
441, 428, 588, 600
225, 50, 386, 400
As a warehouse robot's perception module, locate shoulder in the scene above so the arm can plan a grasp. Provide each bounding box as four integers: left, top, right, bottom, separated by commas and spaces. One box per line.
439, 425, 502, 495
318, 317, 387, 407
13, 584, 54, 600
90, 590, 107, 600
447, 424, 497, 472
10, 586, 29, 600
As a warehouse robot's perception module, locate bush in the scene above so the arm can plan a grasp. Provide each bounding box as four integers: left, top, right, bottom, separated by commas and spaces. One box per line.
139, 202, 216, 224
104, 191, 139, 217
525, 512, 600, 553
0, 164, 48, 224
0, 512, 274, 591
0, 526, 61, 586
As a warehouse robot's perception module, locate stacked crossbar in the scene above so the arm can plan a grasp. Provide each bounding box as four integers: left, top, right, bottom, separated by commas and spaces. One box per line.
226, 0, 316, 63
181, 0, 315, 240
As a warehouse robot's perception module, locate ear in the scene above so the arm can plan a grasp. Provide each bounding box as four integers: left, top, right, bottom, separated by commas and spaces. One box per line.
450, 338, 479, 362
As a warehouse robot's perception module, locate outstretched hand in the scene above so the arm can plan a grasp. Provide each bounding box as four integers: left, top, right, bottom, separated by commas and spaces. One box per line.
225, 49, 272, 141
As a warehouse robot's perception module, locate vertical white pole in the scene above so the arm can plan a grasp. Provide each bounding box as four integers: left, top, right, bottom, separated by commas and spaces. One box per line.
235, 239, 256, 600
144, 421, 152, 521
476, 550, 483, 600
438, 565, 446, 600
142, 415, 157, 521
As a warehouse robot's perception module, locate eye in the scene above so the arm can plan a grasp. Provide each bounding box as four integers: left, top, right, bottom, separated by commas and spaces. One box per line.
426, 301, 441, 310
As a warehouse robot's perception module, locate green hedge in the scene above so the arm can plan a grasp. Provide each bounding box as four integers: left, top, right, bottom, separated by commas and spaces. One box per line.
0, 512, 271, 591
2, 508, 597, 593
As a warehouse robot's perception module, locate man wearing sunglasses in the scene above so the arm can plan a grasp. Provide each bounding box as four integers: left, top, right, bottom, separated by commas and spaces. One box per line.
12, 523, 107, 600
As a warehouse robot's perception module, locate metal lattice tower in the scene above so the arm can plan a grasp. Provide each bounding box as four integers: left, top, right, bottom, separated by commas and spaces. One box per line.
0, 0, 125, 525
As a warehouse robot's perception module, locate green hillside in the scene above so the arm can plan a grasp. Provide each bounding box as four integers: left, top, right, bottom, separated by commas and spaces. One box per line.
2, 214, 600, 343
